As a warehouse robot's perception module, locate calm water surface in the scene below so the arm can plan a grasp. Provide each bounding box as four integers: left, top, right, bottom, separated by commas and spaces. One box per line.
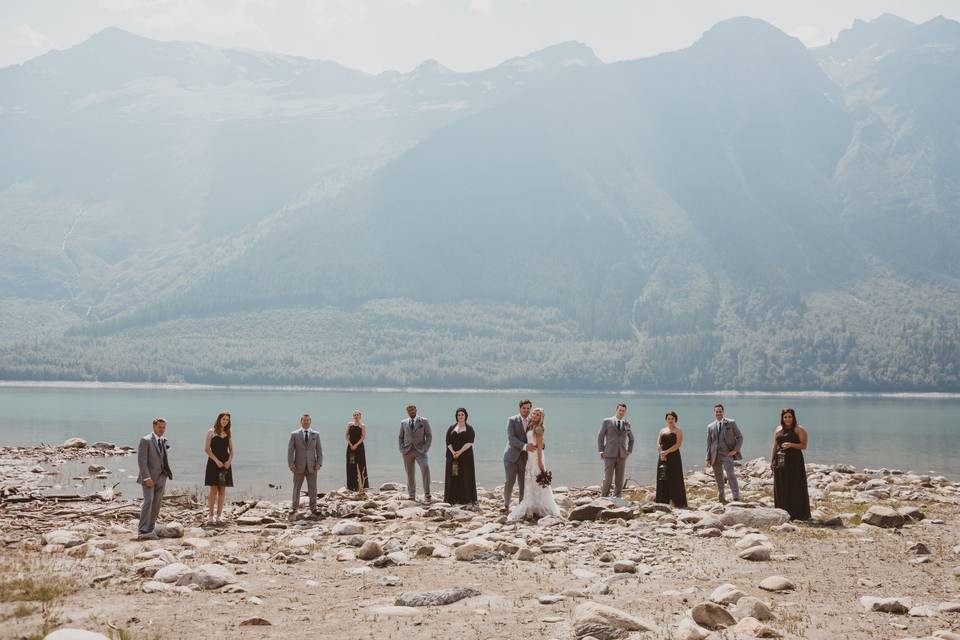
1, 386, 957, 500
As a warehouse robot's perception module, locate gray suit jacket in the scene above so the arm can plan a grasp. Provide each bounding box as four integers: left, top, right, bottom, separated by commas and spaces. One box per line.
706, 418, 743, 464
137, 433, 171, 485
399, 416, 432, 456
503, 415, 529, 463
288, 428, 323, 473
598, 417, 634, 458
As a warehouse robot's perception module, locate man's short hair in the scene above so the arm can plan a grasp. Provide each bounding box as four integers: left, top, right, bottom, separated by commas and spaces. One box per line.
616, 402, 627, 410
519, 399, 532, 408
302, 413, 311, 418
714, 403, 724, 411
152, 417, 166, 426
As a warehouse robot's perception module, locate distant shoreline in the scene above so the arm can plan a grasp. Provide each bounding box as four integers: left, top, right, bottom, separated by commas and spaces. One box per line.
1, 379, 959, 399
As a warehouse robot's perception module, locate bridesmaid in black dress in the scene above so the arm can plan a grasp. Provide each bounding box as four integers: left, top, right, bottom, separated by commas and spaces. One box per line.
771, 407, 811, 520
444, 408, 477, 506
203, 411, 234, 526
655, 411, 688, 508
345, 410, 369, 492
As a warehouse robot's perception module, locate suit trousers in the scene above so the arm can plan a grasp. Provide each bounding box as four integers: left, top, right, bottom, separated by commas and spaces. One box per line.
402, 451, 431, 498
601, 456, 627, 497
503, 455, 527, 507
712, 455, 740, 500
291, 471, 318, 512
139, 480, 166, 534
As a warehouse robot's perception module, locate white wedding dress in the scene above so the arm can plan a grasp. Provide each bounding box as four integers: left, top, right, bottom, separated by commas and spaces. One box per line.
508, 428, 562, 521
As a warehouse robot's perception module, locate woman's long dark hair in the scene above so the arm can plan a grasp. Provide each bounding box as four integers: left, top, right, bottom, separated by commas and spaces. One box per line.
213, 411, 232, 439
779, 408, 797, 429
454, 407, 471, 429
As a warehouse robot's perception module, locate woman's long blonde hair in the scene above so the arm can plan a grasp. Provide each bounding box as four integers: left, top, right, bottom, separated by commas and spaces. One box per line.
528, 407, 545, 432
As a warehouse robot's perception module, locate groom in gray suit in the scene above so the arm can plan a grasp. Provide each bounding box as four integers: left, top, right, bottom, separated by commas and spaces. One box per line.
705, 404, 743, 502
598, 403, 634, 497
502, 399, 534, 512
399, 404, 432, 502
136, 417, 173, 540
288, 414, 323, 520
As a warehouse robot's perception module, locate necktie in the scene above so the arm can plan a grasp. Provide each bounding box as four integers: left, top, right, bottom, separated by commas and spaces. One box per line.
156, 437, 163, 454
303, 430, 308, 444
617, 420, 622, 432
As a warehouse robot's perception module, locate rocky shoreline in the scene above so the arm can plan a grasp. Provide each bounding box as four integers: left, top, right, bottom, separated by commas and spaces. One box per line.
1, 440, 959, 640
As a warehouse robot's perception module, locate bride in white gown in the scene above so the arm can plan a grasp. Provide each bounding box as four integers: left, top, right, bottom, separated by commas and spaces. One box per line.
508, 408, 562, 521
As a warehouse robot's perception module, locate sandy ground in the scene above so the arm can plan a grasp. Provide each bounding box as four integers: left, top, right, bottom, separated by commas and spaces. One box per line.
1, 448, 958, 640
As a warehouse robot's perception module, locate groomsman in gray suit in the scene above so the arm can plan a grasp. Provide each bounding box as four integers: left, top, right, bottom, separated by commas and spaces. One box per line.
705, 403, 743, 503
399, 404, 432, 502
136, 417, 174, 540
287, 414, 323, 520
502, 399, 534, 512
598, 403, 635, 497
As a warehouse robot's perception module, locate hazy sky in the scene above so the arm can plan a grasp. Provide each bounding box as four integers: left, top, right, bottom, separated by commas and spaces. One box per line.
2, 0, 957, 72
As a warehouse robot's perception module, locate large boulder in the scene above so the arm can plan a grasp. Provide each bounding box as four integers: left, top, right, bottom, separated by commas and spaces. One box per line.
861, 506, 905, 529
176, 564, 237, 590
394, 587, 480, 607
573, 601, 659, 638
61, 438, 87, 449
718, 507, 790, 528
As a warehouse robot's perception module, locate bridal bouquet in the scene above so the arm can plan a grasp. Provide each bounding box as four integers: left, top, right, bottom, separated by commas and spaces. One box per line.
535, 469, 552, 487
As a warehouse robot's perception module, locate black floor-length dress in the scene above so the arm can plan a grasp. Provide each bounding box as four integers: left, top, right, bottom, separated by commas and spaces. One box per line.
655, 431, 687, 508
204, 434, 233, 487
444, 425, 477, 505
773, 426, 811, 520
346, 424, 369, 491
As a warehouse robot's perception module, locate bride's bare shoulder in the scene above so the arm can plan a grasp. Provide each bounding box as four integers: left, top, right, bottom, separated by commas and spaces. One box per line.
533, 425, 545, 435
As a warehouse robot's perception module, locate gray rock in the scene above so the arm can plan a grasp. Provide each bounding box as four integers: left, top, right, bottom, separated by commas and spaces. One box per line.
739, 545, 773, 561
332, 520, 364, 535
861, 506, 905, 528
710, 583, 746, 605
718, 507, 790, 528
516, 547, 538, 561
908, 604, 937, 617
154, 522, 184, 538
357, 540, 383, 560
538, 594, 566, 604
573, 601, 659, 638
394, 587, 480, 607
733, 596, 774, 621
759, 576, 795, 592
675, 617, 712, 640
153, 562, 191, 583
569, 503, 608, 521
907, 542, 931, 556
598, 507, 636, 521
691, 602, 737, 630
61, 437, 87, 449
454, 538, 494, 561
141, 581, 172, 593
733, 616, 782, 638
42, 530, 86, 548
613, 560, 636, 574
176, 564, 237, 590
43, 630, 108, 640
131, 558, 166, 577
898, 506, 926, 521
859, 596, 911, 614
